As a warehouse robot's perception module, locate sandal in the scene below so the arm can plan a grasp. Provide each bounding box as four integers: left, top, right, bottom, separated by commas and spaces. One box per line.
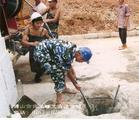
55, 103, 63, 110
118, 46, 127, 50
55, 101, 70, 109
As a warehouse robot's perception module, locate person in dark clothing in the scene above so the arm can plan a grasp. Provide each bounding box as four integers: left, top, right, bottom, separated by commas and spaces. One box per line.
33, 39, 92, 106
21, 12, 49, 83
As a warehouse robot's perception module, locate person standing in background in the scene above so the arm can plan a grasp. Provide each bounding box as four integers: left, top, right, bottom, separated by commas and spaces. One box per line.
43, 0, 60, 33
116, 0, 131, 50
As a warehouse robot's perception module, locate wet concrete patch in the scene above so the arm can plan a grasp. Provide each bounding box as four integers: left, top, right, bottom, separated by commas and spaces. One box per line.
122, 53, 136, 62
114, 47, 139, 82
126, 55, 136, 62
14, 62, 34, 84
121, 49, 137, 62
14, 62, 52, 84
127, 62, 139, 72
113, 62, 139, 82
121, 49, 133, 54
113, 72, 139, 82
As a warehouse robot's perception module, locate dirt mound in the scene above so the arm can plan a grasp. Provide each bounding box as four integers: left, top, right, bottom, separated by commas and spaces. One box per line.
19, 0, 139, 35
59, 0, 117, 35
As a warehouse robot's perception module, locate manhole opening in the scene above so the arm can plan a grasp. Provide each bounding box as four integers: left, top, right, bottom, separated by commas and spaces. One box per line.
83, 96, 118, 116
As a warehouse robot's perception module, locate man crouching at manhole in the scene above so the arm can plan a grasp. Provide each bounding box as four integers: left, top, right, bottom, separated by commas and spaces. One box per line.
33, 39, 92, 106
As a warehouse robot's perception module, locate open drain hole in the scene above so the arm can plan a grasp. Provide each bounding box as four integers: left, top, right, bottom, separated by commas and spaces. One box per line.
82, 96, 119, 116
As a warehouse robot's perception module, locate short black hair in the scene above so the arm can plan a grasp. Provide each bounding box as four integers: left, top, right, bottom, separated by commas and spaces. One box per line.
32, 17, 43, 24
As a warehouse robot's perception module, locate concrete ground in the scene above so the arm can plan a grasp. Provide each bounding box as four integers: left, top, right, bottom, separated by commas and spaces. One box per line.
13, 36, 139, 118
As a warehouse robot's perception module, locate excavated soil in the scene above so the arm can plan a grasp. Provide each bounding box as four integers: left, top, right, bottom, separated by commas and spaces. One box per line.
18, 0, 139, 35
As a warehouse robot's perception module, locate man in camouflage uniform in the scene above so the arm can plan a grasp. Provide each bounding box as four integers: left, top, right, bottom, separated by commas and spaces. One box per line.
33, 39, 92, 105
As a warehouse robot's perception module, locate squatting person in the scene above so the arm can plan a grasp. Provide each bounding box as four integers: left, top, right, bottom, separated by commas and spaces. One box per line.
22, 12, 50, 83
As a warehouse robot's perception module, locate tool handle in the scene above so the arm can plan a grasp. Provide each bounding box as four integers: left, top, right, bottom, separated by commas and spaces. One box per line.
70, 79, 81, 91
70, 79, 92, 116
113, 85, 120, 107
79, 88, 93, 116
44, 22, 55, 39
24, 0, 34, 8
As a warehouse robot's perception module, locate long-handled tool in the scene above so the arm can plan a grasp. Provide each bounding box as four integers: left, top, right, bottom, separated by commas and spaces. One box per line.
111, 84, 120, 112
43, 22, 56, 39
71, 80, 93, 116
79, 89, 93, 116
24, 0, 34, 8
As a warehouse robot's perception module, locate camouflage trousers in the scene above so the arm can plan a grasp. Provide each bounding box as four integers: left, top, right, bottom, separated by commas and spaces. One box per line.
50, 68, 66, 93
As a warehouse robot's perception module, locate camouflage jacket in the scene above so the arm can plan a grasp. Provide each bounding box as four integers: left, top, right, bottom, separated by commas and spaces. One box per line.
33, 39, 77, 74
